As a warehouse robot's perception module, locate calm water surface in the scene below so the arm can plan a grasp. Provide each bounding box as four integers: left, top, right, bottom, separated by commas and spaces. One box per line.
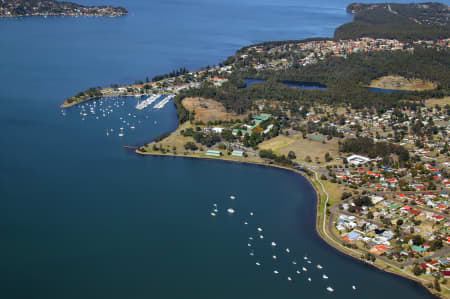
1, 0, 445, 298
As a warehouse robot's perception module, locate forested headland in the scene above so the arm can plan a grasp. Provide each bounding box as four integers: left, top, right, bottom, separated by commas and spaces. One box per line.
174, 2, 449, 123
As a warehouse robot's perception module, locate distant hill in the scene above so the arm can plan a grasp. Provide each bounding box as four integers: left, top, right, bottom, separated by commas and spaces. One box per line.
0, 0, 127, 17
335, 2, 450, 41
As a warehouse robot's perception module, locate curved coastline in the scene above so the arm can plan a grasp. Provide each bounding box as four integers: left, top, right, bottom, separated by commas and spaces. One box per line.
135, 149, 440, 298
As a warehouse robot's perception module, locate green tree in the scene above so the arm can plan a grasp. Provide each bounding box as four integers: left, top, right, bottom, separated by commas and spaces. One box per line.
288, 151, 296, 160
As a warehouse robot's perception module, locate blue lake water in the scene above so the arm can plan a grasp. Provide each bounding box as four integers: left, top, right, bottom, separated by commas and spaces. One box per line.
0, 0, 444, 298
370, 87, 407, 93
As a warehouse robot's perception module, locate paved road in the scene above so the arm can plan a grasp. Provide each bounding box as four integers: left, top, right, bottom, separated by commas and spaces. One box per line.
402, 247, 450, 267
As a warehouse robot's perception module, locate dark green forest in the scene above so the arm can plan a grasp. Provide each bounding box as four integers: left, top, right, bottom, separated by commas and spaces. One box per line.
178, 47, 449, 119
336, 2, 449, 41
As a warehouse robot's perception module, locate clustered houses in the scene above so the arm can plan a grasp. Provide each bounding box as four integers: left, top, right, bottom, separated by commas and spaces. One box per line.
335, 190, 450, 276
314, 101, 450, 281
0, 0, 127, 17
240, 38, 450, 70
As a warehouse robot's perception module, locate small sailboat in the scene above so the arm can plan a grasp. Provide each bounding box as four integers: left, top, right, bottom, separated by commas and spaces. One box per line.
249, 212, 254, 216
308, 277, 311, 282
213, 209, 218, 213
304, 256, 308, 260
317, 264, 323, 270
244, 221, 248, 225
352, 285, 356, 290
247, 243, 252, 247
326, 286, 334, 292
259, 235, 264, 239
285, 248, 290, 253
307, 260, 311, 264
271, 242, 277, 247
210, 212, 216, 216
292, 261, 297, 265
296, 270, 301, 274
227, 208, 235, 214
257, 227, 263, 232
255, 262, 261, 266
272, 255, 277, 260
287, 277, 292, 281
230, 195, 236, 200
273, 270, 279, 275
302, 267, 307, 272
322, 274, 328, 279
118, 133, 124, 137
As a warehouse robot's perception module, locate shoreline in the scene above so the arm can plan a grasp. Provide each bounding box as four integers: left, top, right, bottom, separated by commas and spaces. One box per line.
136, 149, 441, 298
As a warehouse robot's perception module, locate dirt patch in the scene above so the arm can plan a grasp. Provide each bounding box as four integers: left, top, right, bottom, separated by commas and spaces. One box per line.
425, 96, 450, 107
369, 75, 437, 91
182, 97, 248, 123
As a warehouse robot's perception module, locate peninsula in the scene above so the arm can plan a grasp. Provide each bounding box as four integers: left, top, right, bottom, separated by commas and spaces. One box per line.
62, 2, 450, 297
0, 0, 127, 17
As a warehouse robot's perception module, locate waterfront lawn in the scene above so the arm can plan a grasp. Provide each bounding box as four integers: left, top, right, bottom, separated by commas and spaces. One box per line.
259, 134, 339, 165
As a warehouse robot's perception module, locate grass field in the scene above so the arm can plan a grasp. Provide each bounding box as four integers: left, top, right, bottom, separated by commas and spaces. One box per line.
259, 134, 340, 164
425, 96, 450, 107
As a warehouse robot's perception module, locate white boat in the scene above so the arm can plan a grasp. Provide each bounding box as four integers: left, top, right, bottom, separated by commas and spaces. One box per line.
285, 248, 290, 253
259, 235, 264, 239
304, 256, 308, 260
213, 209, 218, 213
271, 242, 277, 247
287, 277, 292, 281
352, 285, 356, 290
322, 274, 328, 279
272, 255, 277, 259
317, 264, 323, 269
296, 270, 300, 274
326, 287, 334, 292
227, 208, 235, 214
306, 260, 311, 264
302, 267, 307, 272
249, 212, 254, 216
257, 227, 263, 232
292, 261, 297, 265
256, 262, 261, 266
230, 195, 236, 200
130, 126, 135, 129
249, 237, 253, 240
273, 270, 279, 275
308, 277, 311, 282
118, 133, 124, 137
244, 221, 248, 225
210, 212, 216, 216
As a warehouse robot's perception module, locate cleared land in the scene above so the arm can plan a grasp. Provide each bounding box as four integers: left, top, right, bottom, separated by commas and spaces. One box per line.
259, 134, 340, 164
182, 97, 248, 122
425, 96, 450, 107
369, 75, 437, 91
